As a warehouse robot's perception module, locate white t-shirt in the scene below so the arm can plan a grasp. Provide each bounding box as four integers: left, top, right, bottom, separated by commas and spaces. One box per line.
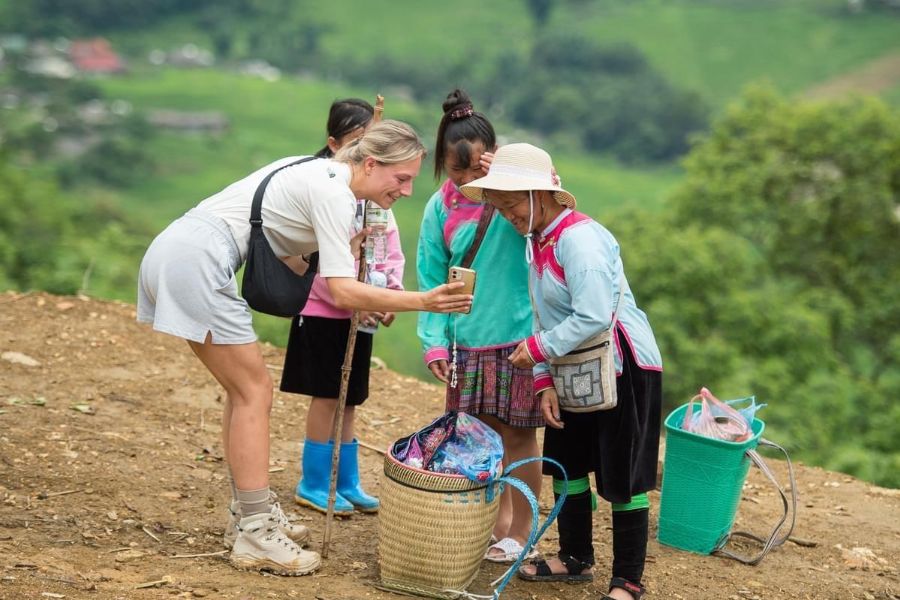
196, 157, 357, 278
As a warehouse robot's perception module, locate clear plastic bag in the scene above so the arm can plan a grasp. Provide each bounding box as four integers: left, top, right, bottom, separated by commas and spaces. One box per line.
682, 387, 764, 442
429, 413, 504, 482
391, 412, 504, 482
726, 395, 766, 428
391, 412, 457, 470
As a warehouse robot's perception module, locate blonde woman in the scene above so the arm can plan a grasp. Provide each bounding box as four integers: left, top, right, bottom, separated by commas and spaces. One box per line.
137, 120, 471, 577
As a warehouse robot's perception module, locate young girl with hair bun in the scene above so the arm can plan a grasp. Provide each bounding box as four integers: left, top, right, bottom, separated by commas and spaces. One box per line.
416, 89, 542, 563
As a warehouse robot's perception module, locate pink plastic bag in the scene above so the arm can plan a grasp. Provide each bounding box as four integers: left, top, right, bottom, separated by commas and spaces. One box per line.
682, 387, 752, 442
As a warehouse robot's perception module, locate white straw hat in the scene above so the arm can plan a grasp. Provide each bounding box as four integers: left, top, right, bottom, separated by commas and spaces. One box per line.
459, 143, 576, 209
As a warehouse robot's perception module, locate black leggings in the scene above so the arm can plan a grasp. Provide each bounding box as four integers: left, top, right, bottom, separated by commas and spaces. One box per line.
553, 476, 649, 584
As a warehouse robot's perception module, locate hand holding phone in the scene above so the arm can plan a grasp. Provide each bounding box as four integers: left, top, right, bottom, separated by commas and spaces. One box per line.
448, 266, 476, 314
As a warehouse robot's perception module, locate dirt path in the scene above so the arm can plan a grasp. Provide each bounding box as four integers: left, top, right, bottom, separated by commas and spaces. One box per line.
0, 292, 898, 599
804, 52, 900, 99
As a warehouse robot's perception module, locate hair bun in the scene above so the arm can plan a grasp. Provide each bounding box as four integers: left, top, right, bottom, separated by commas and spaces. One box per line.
442, 89, 475, 116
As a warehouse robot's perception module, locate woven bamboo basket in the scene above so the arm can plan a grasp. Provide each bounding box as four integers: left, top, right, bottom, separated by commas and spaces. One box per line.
378, 452, 501, 599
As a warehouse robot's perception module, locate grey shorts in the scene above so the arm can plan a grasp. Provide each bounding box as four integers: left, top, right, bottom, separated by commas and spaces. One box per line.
137, 208, 256, 345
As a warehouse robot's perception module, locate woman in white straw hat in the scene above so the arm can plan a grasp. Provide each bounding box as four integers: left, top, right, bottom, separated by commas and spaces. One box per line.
460, 143, 663, 600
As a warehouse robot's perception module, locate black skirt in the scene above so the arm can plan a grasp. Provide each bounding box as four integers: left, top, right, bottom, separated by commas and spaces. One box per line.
279, 315, 373, 406
541, 327, 662, 504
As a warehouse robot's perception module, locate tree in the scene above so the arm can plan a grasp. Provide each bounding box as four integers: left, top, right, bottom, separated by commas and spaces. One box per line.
0, 151, 154, 300
524, 0, 555, 25
672, 86, 900, 368
0, 0, 226, 35
510, 33, 707, 163
607, 86, 900, 486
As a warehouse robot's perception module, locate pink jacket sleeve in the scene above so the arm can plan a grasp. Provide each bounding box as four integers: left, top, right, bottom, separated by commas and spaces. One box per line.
384, 210, 405, 290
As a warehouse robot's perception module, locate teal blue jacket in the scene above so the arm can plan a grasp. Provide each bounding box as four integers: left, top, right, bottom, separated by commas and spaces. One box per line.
416, 180, 533, 365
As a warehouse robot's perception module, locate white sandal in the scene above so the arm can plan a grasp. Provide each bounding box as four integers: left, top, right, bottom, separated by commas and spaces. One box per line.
484, 536, 538, 563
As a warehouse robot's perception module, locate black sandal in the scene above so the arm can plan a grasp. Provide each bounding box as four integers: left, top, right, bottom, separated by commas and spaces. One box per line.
601, 576, 645, 599
517, 554, 594, 583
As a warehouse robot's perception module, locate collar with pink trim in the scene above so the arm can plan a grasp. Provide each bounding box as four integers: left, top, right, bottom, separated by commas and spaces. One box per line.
530, 209, 592, 282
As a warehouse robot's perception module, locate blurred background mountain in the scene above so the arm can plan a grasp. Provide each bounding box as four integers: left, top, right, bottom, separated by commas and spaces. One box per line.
0, 0, 897, 486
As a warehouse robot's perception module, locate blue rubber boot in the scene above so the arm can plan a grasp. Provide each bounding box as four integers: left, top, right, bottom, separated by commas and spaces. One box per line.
295, 438, 354, 516
338, 439, 379, 513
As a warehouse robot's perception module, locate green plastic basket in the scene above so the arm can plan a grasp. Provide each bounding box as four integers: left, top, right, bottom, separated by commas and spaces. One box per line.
657, 402, 765, 554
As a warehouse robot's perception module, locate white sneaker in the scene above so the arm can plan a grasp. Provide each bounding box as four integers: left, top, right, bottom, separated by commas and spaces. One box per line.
224, 495, 310, 549
224, 501, 241, 549
230, 514, 321, 576
269, 498, 310, 545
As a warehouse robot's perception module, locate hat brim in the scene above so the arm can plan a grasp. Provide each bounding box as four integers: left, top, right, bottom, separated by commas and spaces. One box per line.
460, 173, 577, 209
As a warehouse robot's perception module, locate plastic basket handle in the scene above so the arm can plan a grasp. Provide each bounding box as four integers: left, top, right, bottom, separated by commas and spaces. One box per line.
487, 457, 568, 599
713, 438, 797, 565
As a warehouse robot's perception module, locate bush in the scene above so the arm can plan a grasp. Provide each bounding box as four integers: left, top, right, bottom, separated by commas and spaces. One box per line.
607, 87, 900, 486
510, 33, 708, 163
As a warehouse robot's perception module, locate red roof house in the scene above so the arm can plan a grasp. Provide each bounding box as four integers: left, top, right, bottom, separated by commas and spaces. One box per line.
69, 38, 125, 74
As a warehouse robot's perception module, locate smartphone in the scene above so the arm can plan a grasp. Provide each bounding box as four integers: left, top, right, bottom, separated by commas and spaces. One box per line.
448, 266, 476, 314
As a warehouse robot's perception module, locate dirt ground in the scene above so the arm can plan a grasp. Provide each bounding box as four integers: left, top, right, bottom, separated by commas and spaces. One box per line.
0, 291, 898, 600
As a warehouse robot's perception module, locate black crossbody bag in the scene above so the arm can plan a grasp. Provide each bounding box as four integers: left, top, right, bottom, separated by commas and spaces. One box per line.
241, 156, 321, 318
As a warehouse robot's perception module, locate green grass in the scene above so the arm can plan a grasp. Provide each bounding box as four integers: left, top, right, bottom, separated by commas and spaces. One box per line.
310, 1, 534, 84
319, 0, 900, 108
96, 68, 678, 232
552, 0, 900, 106
104, 1, 900, 111
95, 68, 429, 224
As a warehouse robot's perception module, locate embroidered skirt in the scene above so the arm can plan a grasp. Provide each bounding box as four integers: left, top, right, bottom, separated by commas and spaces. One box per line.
445, 345, 542, 428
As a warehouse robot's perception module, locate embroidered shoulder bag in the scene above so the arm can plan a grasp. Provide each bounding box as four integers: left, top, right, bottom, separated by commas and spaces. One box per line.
531, 275, 624, 412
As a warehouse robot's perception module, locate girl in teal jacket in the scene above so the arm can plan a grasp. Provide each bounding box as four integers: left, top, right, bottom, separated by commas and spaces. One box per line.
416, 89, 542, 563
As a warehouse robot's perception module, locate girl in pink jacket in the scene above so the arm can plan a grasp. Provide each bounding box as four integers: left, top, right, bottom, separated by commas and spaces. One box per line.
280, 99, 405, 515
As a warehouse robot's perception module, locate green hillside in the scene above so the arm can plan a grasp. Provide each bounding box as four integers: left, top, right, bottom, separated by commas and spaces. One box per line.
4, 0, 900, 380
106, 0, 900, 107
40, 0, 900, 377
92, 67, 679, 376
887, 82, 900, 104
550, 0, 900, 105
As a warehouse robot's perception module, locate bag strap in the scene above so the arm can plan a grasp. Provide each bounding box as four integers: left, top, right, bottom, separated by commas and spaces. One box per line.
459, 204, 495, 269
609, 274, 626, 331
250, 156, 320, 227
437, 457, 568, 600
489, 457, 568, 599
713, 438, 797, 565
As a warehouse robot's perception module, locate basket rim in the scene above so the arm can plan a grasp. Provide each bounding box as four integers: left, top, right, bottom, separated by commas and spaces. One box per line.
383, 450, 502, 492
384, 450, 471, 481
664, 402, 765, 449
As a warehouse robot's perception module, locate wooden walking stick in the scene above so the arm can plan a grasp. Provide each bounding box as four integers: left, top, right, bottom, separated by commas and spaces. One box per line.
322, 94, 384, 557
373, 93, 384, 122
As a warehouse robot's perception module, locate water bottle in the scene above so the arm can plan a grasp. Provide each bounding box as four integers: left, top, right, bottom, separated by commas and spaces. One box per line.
358, 269, 388, 334
364, 203, 389, 266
